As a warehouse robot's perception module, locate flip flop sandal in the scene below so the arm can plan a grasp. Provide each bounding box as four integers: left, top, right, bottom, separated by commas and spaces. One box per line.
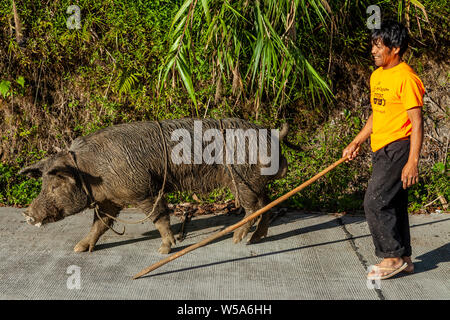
367, 262, 408, 280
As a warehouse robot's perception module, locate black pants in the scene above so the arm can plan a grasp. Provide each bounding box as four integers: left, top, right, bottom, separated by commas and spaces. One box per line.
364, 139, 412, 258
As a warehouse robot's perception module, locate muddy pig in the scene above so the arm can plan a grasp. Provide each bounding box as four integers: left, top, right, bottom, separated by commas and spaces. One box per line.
19, 118, 289, 254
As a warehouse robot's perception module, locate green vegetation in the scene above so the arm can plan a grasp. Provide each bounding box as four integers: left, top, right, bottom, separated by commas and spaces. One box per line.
0, 0, 448, 213
0, 155, 42, 206
408, 159, 450, 213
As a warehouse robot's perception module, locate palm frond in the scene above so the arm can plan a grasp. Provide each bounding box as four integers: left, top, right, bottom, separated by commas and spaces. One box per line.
159, 0, 334, 116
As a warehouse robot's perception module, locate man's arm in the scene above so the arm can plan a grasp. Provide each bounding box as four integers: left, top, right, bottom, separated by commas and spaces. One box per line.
401, 107, 423, 189
342, 113, 373, 160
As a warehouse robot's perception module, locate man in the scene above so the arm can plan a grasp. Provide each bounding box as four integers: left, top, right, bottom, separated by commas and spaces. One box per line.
343, 20, 425, 280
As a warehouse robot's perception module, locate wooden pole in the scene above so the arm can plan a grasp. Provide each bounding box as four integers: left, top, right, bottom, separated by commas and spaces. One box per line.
133, 156, 348, 279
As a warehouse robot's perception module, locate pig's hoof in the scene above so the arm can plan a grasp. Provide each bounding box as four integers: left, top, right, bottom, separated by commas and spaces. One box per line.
158, 244, 172, 254
74, 239, 95, 253
247, 228, 268, 244
74, 241, 89, 252
233, 228, 249, 244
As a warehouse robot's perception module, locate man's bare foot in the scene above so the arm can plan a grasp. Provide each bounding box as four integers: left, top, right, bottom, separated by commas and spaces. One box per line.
367, 257, 407, 280
402, 256, 414, 273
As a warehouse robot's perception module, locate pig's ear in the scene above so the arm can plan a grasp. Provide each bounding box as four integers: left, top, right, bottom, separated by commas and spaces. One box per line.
18, 160, 47, 178
48, 166, 77, 183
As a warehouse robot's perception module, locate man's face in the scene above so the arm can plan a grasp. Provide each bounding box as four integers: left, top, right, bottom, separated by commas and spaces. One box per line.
371, 38, 400, 68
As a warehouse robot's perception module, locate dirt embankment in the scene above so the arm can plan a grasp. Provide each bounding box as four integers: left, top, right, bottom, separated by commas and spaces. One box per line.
1, 55, 447, 165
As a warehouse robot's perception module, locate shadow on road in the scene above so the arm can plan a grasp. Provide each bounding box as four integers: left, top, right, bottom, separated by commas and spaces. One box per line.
413, 243, 450, 274
94, 211, 323, 251
133, 215, 450, 279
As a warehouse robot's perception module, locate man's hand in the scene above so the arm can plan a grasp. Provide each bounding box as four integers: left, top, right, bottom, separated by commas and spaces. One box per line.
343, 142, 361, 161
401, 160, 419, 189
343, 113, 373, 161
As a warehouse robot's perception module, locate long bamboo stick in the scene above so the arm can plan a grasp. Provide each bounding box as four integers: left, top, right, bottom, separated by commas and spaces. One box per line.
133, 156, 348, 279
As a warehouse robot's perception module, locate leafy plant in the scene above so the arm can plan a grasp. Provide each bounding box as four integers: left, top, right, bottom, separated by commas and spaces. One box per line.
0, 163, 41, 206
408, 159, 449, 213
398, 0, 437, 44
115, 69, 141, 96
0, 80, 11, 98
16, 76, 25, 88
159, 0, 334, 120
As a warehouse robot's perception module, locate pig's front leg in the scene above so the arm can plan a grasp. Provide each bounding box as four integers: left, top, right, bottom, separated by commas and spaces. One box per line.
138, 197, 176, 254
74, 202, 120, 253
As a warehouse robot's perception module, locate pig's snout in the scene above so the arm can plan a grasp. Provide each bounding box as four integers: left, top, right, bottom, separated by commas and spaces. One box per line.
22, 211, 41, 227
22, 211, 34, 223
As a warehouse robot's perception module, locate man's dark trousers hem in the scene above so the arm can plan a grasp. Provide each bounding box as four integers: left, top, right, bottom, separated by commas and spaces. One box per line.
364, 139, 412, 258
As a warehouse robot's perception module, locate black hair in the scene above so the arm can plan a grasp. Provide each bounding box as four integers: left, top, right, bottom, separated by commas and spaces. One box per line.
371, 20, 409, 57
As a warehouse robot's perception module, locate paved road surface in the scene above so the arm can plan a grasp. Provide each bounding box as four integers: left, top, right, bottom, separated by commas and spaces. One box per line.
0, 207, 448, 300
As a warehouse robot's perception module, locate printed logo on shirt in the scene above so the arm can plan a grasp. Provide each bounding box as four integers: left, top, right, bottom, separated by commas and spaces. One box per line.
372, 85, 390, 114
373, 92, 385, 106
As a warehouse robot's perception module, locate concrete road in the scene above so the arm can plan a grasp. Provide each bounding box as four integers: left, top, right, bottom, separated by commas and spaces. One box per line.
0, 207, 448, 300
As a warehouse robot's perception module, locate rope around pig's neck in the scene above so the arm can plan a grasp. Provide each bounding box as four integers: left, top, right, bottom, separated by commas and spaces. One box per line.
69, 150, 124, 235
69, 120, 168, 235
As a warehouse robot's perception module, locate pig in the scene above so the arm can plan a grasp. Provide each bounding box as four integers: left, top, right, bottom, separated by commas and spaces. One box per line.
19, 118, 289, 254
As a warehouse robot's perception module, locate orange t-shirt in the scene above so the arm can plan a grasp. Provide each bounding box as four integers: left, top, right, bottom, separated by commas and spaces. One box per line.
370, 62, 425, 152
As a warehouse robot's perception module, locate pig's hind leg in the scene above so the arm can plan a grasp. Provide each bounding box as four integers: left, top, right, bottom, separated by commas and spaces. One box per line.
232, 186, 271, 244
